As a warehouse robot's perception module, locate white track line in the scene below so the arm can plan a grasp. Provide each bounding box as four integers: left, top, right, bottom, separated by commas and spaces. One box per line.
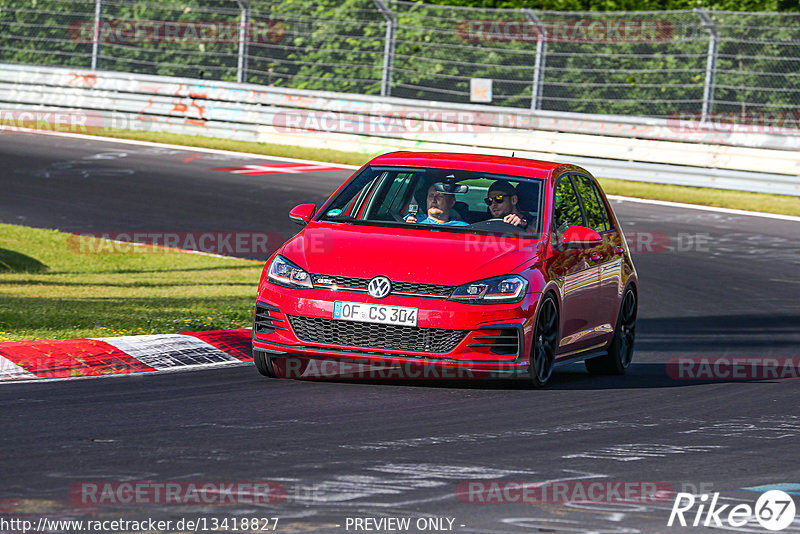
10, 127, 361, 169
0, 360, 251, 385
18, 129, 799, 222
607, 195, 800, 223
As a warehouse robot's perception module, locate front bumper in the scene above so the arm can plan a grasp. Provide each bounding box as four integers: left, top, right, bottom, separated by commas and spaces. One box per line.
252, 285, 539, 374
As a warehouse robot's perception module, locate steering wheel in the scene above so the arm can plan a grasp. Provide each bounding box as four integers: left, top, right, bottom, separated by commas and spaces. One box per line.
469, 218, 526, 233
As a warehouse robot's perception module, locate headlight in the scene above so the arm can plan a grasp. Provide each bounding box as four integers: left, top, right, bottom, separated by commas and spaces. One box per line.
267, 255, 313, 289
450, 275, 528, 304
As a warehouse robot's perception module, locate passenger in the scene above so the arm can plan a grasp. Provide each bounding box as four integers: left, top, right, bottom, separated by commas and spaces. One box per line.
406, 185, 468, 226
485, 180, 532, 229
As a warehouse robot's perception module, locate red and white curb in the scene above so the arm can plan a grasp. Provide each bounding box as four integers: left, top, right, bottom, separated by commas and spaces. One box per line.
212, 162, 352, 175
0, 328, 253, 382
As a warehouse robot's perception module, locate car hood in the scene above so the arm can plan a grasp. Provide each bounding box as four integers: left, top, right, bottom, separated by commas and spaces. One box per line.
280, 222, 545, 286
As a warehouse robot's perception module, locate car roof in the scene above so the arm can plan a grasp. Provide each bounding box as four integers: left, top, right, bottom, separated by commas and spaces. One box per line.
367, 152, 563, 180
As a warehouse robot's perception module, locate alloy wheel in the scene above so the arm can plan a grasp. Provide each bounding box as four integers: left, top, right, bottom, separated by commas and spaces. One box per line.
531, 295, 559, 387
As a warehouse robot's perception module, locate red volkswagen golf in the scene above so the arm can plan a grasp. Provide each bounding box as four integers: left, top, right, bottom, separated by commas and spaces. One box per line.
252, 152, 637, 387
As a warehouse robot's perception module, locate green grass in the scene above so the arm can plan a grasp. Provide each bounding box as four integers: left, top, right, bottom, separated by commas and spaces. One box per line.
0, 223, 263, 342
89, 129, 800, 217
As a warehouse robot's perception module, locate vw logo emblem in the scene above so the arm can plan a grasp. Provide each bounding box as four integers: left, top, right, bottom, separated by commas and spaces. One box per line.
368, 276, 392, 299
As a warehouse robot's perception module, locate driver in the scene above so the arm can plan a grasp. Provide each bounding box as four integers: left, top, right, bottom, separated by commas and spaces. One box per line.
405, 185, 468, 226
485, 180, 531, 229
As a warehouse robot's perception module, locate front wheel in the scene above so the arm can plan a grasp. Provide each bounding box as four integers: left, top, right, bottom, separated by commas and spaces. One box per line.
585, 287, 637, 375
253, 349, 276, 378
529, 294, 559, 388
254, 353, 311, 379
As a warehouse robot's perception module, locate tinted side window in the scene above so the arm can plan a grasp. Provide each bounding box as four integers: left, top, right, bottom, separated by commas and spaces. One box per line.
553, 177, 584, 235
592, 181, 614, 231
371, 172, 415, 219
571, 175, 608, 233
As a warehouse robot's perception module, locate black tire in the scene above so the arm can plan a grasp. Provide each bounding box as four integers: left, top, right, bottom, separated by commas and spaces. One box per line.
585, 287, 637, 375
529, 293, 559, 388
253, 349, 276, 378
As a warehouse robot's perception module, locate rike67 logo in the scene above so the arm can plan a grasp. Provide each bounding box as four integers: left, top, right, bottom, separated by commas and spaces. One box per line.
668, 490, 796, 531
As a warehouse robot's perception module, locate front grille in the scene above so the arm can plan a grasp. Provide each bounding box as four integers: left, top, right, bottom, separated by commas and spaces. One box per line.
391, 281, 453, 296
311, 274, 454, 298
287, 315, 468, 353
311, 274, 367, 290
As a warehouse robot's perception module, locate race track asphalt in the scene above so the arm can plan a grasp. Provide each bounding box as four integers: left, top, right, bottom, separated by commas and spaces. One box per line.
1, 132, 799, 533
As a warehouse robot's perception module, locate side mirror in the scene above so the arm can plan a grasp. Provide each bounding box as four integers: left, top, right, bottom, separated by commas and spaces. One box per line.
561, 225, 602, 249
288, 203, 316, 226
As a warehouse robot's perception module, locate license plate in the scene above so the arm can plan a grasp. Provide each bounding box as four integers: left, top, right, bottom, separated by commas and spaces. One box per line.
333, 301, 418, 327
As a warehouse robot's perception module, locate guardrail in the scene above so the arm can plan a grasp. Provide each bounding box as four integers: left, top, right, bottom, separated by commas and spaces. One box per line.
1, 63, 798, 196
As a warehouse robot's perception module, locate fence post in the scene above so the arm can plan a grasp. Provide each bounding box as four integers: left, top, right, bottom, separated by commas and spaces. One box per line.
695, 8, 718, 125
372, 0, 397, 97
236, 0, 250, 84
522, 9, 547, 111
91, 0, 102, 70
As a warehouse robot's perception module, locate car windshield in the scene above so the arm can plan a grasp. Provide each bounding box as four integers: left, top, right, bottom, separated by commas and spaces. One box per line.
317, 166, 544, 237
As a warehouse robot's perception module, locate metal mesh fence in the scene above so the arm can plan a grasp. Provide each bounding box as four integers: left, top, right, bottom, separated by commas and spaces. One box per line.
0, 0, 798, 124
0, 0, 95, 68
711, 11, 800, 115
388, 2, 535, 107
247, 0, 386, 94
534, 10, 708, 116
98, 0, 241, 79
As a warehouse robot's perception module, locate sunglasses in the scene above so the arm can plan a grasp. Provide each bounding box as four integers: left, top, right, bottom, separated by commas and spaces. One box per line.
484, 194, 509, 205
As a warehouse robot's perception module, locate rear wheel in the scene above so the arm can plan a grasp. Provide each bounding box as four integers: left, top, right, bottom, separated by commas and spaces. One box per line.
529, 294, 559, 388
585, 287, 637, 375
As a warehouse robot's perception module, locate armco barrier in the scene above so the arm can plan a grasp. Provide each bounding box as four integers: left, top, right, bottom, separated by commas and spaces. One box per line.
1, 63, 798, 196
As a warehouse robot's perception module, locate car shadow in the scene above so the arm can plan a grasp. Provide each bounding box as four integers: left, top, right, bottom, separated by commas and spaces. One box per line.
287, 361, 791, 391
636, 314, 800, 351
265, 311, 800, 390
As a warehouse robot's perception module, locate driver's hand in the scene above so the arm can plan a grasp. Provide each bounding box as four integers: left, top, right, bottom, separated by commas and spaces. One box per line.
503, 214, 526, 227
405, 214, 417, 223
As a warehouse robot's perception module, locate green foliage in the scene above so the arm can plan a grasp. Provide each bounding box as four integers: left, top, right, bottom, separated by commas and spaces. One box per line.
415, 0, 796, 9
0, 0, 797, 118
